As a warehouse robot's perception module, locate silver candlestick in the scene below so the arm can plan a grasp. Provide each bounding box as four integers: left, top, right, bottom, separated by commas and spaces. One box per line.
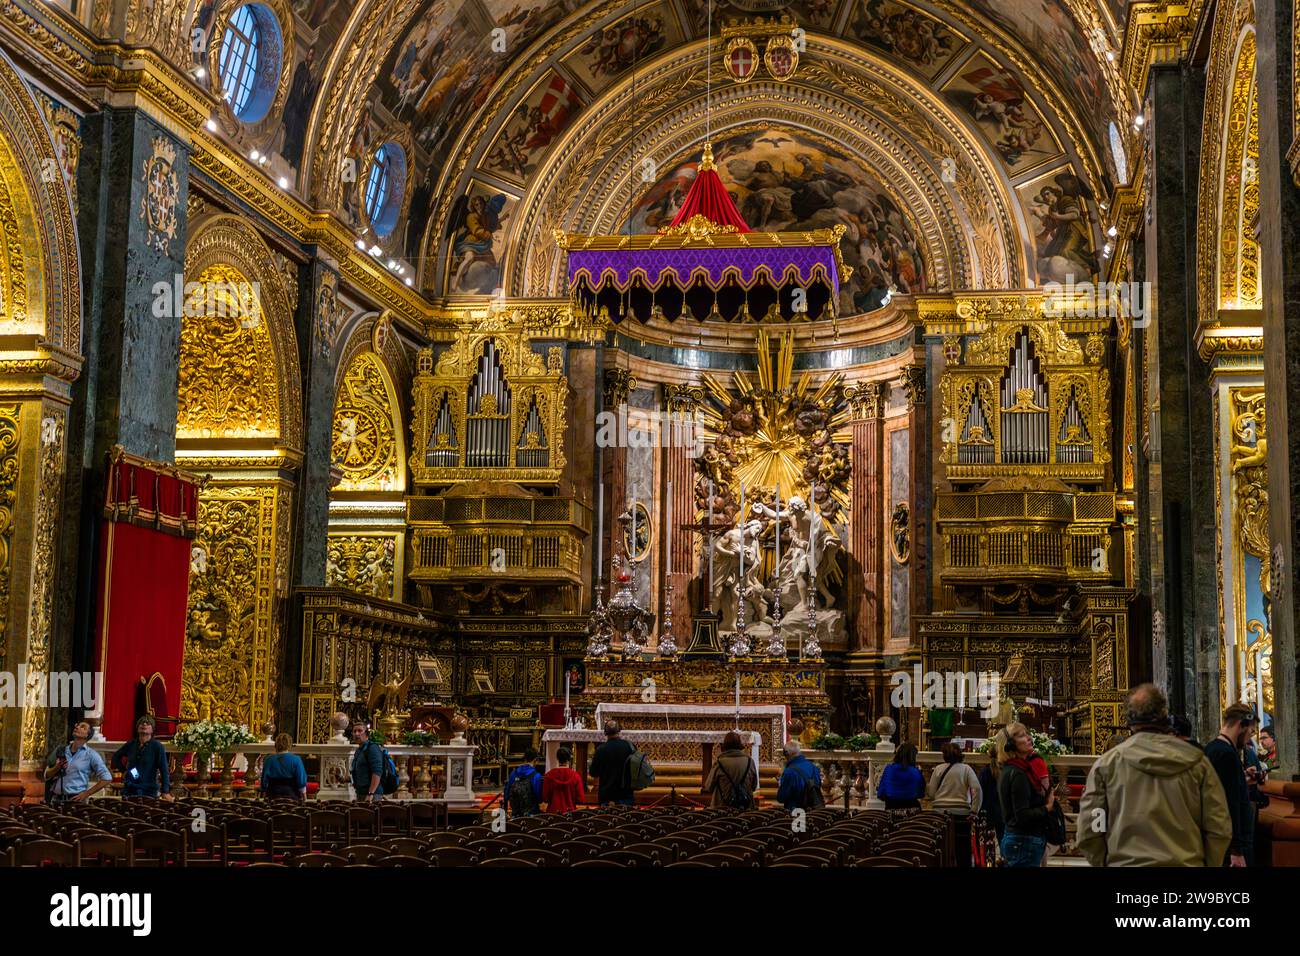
658, 580, 678, 657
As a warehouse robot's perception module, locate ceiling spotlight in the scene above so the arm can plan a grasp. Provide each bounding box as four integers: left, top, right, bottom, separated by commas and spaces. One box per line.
205, 117, 218, 133
193, 67, 207, 80
1103, 242, 1113, 256
259, 154, 268, 166
369, 245, 382, 256
355, 239, 366, 251
387, 259, 397, 270
404, 277, 413, 287
249, 149, 260, 161
1107, 225, 1118, 238
278, 176, 289, 189
1133, 114, 1145, 128
1105, 51, 1114, 62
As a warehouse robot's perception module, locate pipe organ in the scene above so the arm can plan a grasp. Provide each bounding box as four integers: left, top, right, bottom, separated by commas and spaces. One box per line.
466, 340, 512, 469
999, 329, 1050, 465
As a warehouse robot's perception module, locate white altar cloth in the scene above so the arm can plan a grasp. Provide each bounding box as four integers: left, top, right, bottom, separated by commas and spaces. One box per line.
540, 728, 761, 772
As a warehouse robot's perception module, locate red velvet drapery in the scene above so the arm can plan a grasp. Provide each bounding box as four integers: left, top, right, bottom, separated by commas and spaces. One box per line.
93, 450, 200, 740
667, 161, 750, 233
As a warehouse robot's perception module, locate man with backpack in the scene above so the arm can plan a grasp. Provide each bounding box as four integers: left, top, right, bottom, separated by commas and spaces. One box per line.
504, 746, 545, 817
351, 720, 395, 801
588, 721, 637, 806
776, 739, 823, 811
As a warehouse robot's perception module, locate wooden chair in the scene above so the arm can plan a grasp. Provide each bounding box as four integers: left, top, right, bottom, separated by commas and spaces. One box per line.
0, 846, 12, 867
137, 671, 181, 738
348, 806, 379, 841
427, 846, 479, 867
852, 855, 913, 867
455, 825, 495, 842
13, 838, 80, 867
408, 801, 445, 831
685, 850, 761, 867
479, 856, 537, 867
599, 849, 657, 867
225, 817, 274, 865
341, 844, 391, 865
382, 837, 431, 856
294, 853, 349, 867
308, 809, 349, 848
185, 822, 226, 867
880, 848, 928, 866
553, 840, 603, 863
465, 839, 517, 860
376, 854, 432, 867
773, 849, 840, 868
424, 831, 468, 849
376, 802, 409, 835
507, 847, 567, 867
268, 813, 312, 857
133, 829, 186, 867
571, 858, 625, 867
78, 833, 134, 867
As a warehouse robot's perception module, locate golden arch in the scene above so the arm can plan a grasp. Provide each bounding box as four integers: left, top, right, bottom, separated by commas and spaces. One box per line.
1218, 28, 1260, 310
331, 351, 406, 492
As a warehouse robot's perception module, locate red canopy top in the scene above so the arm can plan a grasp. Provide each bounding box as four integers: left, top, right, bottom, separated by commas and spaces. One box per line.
665, 143, 750, 234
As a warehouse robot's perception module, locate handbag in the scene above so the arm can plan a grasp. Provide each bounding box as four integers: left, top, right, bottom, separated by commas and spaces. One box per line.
1044, 787, 1067, 846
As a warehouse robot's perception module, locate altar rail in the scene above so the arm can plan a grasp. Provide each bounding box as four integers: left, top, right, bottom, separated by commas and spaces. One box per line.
89, 741, 478, 806
803, 749, 1098, 810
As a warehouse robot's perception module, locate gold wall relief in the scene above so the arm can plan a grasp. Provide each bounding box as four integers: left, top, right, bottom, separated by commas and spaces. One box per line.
20, 407, 65, 763
1218, 31, 1260, 310
0, 134, 40, 333
325, 534, 397, 599
0, 406, 17, 656
332, 353, 401, 491
176, 263, 282, 440
183, 483, 291, 731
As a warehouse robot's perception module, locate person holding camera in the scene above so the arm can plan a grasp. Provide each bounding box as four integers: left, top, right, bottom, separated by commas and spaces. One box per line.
1204, 703, 1259, 867
44, 721, 112, 803
112, 716, 173, 799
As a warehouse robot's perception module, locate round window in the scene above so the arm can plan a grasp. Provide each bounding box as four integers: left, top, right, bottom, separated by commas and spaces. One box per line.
364, 143, 408, 239
218, 4, 283, 124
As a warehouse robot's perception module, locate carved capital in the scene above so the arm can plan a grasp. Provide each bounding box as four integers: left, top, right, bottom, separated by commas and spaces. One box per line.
664, 383, 706, 414
843, 381, 885, 421
899, 366, 927, 409
604, 368, 637, 408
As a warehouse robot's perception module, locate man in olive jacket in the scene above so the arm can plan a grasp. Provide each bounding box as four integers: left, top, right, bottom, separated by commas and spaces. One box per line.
1077, 684, 1232, 867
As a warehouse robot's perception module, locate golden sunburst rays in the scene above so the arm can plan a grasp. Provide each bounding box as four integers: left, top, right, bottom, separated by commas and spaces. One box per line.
697, 330, 851, 515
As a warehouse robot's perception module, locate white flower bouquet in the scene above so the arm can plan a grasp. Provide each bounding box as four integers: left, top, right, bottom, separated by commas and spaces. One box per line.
173, 720, 257, 760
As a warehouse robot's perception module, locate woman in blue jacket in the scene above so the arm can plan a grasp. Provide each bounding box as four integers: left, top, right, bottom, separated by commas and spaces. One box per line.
261, 733, 308, 801
877, 742, 925, 810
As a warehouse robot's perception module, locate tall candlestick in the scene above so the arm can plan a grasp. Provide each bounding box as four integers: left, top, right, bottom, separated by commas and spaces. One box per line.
775, 482, 781, 572
597, 482, 604, 579
708, 480, 715, 607
631, 496, 637, 559
565, 672, 571, 710
809, 483, 817, 576
738, 482, 746, 583
1048, 677, 1053, 708
666, 480, 672, 576
735, 673, 741, 712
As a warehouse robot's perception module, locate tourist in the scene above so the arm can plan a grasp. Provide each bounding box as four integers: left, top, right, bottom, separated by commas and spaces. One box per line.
588, 721, 636, 806
44, 721, 112, 804
1259, 724, 1278, 772
877, 742, 925, 810
1204, 703, 1258, 866
350, 720, 385, 802
112, 716, 172, 800
260, 733, 308, 801
1244, 731, 1270, 865
978, 744, 1004, 845
542, 746, 586, 813
1076, 683, 1232, 866
775, 739, 824, 810
504, 746, 545, 817
703, 731, 757, 809
928, 742, 983, 866
1170, 714, 1201, 748
996, 722, 1055, 867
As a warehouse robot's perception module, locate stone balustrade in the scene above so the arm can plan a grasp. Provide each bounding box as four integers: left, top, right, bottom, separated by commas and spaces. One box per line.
89, 740, 478, 806
802, 748, 1097, 810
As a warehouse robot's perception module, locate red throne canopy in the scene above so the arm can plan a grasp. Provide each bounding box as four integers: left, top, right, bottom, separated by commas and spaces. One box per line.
666, 142, 751, 234
93, 448, 201, 740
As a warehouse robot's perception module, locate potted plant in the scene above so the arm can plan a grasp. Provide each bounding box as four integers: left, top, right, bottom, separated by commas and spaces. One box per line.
173, 721, 258, 779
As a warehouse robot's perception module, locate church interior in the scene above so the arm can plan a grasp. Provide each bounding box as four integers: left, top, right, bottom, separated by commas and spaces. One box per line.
0, 0, 1297, 875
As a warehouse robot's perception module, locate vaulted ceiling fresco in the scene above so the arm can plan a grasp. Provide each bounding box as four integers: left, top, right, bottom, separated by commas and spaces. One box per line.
190, 0, 1136, 315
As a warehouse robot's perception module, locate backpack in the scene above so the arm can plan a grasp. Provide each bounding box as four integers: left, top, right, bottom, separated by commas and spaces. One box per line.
718, 758, 755, 810
368, 740, 399, 795
624, 749, 656, 791
787, 761, 824, 810
508, 767, 541, 816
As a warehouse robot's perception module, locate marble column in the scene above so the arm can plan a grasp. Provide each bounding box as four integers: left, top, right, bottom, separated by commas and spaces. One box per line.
281, 259, 347, 720
601, 368, 635, 586
1139, 64, 1220, 735
663, 385, 704, 640
844, 382, 885, 653
55, 107, 190, 752
1253, 0, 1300, 776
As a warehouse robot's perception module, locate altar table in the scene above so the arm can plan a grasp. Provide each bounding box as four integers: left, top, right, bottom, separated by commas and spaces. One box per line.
540, 729, 761, 790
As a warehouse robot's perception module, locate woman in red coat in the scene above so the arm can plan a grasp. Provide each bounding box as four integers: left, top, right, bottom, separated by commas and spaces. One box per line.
542, 747, 586, 813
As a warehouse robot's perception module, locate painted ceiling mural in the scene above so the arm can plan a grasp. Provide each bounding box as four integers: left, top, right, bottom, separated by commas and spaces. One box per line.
626, 127, 929, 312
182, 0, 1130, 306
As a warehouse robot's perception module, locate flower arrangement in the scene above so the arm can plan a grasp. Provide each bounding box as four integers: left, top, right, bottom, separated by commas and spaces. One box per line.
843, 733, 881, 751
811, 732, 844, 751
977, 729, 1071, 762
173, 721, 257, 760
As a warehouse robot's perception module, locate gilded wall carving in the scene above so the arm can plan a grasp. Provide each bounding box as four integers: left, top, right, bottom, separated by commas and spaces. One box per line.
34, 93, 80, 215
326, 534, 396, 599
0, 132, 39, 333
184, 484, 289, 731
332, 352, 401, 490
0, 405, 17, 671
20, 408, 65, 762
176, 263, 282, 439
